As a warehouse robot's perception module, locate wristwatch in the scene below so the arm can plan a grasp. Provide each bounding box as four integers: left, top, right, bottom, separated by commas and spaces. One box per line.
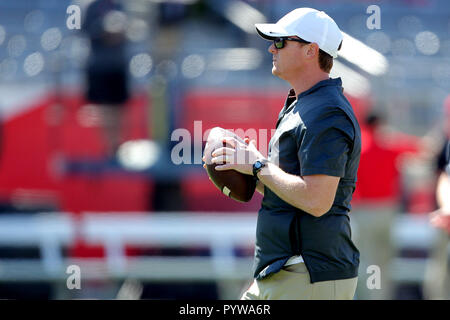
252, 159, 268, 180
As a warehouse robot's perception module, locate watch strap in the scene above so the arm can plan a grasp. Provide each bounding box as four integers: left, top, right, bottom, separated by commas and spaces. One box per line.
253, 159, 268, 180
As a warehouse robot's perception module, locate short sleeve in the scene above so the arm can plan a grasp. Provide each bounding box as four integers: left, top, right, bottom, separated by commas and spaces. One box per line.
297, 110, 354, 177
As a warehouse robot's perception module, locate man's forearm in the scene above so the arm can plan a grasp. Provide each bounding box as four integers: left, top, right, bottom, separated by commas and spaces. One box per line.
437, 172, 450, 212
256, 162, 334, 217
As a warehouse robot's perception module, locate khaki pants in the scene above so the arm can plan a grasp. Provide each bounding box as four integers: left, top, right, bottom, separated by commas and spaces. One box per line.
240, 263, 358, 300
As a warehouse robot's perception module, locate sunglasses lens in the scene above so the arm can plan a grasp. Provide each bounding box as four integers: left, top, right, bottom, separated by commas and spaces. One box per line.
274, 39, 284, 49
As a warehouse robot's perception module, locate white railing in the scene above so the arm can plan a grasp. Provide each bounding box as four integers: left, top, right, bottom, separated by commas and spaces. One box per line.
0, 212, 441, 285
0, 213, 75, 276
80, 213, 257, 279
0, 212, 257, 282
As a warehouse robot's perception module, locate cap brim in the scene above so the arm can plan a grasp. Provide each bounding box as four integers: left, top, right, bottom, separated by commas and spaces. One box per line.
255, 23, 291, 40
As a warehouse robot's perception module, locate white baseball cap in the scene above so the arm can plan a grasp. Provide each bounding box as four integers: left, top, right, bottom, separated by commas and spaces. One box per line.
255, 8, 343, 58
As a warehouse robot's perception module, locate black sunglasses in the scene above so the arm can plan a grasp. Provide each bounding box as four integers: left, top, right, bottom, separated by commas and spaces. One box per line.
273, 37, 310, 49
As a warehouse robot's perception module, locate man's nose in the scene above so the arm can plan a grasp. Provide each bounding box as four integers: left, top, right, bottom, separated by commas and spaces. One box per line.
268, 43, 277, 54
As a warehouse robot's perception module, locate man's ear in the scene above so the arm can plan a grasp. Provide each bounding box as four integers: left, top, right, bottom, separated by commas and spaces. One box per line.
306, 43, 319, 59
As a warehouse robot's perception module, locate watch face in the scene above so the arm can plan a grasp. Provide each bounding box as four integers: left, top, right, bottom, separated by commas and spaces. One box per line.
255, 162, 262, 169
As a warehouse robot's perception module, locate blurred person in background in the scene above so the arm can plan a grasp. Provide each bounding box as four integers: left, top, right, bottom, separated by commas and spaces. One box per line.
351, 110, 420, 300
82, 0, 130, 161
423, 99, 450, 300
207, 8, 361, 300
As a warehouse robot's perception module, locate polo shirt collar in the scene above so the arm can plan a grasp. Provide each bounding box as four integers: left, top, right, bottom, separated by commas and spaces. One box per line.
297, 77, 342, 99
279, 78, 343, 126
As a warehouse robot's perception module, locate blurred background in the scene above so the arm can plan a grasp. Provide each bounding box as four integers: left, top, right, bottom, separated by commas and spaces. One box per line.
0, 0, 449, 300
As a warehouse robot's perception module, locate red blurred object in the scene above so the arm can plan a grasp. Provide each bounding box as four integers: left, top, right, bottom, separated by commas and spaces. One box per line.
0, 90, 152, 213
181, 89, 285, 135
353, 123, 421, 206
61, 174, 151, 213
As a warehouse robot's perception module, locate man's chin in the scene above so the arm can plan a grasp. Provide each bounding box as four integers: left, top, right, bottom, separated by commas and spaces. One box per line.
272, 67, 284, 79
272, 67, 279, 76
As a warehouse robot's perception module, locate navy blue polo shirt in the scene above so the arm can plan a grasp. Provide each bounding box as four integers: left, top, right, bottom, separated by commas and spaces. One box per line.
253, 77, 361, 283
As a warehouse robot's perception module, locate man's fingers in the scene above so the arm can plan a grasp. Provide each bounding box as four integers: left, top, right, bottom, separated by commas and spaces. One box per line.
222, 137, 240, 148
211, 147, 235, 157
211, 154, 233, 164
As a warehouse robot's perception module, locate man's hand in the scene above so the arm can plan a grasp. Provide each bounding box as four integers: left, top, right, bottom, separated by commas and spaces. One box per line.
210, 137, 264, 176
430, 209, 450, 234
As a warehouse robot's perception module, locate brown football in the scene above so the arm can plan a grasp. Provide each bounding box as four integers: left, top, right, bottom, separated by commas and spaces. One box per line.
204, 128, 256, 202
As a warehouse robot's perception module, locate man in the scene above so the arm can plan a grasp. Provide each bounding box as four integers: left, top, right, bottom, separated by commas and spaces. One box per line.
350, 112, 419, 300
424, 141, 450, 299
204, 8, 361, 300
423, 98, 450, 299
83, 0, 130, 159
